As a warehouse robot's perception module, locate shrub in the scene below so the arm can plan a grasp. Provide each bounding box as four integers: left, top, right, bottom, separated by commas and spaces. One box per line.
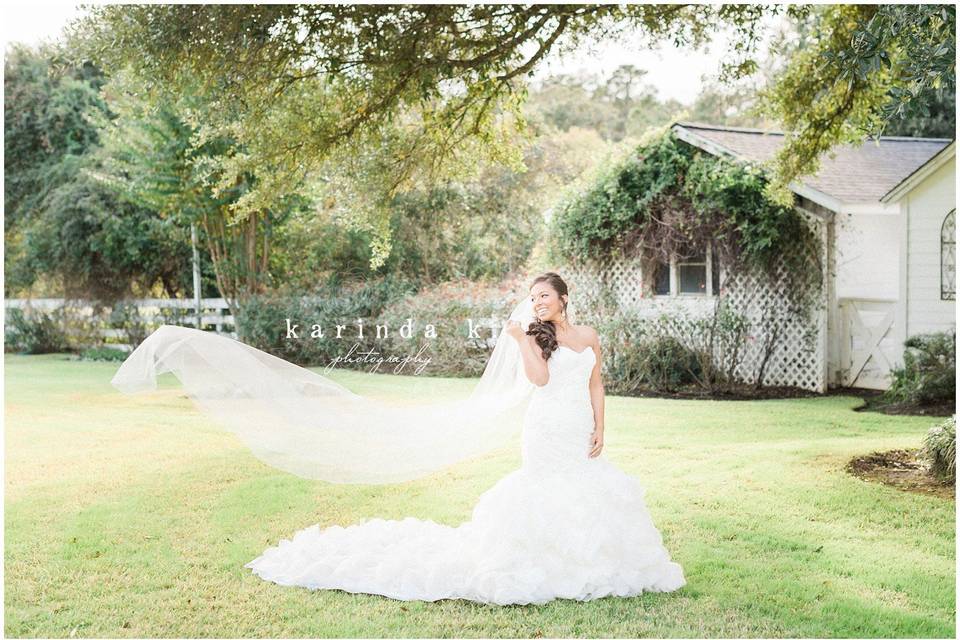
648, 300, 750, 394
587, 309, 693, 395
372, 279, 513, 377
579, 303, 720, 395
884, 331, 956, 406
923, 415, 956, 484
4, 307, 70, 354
107, 301, 152, 351
78, 346, 129, 362
234, 274, 532, 376
570, 290, 639, 391
630, 335, 702, 393
234, 275, 418, 367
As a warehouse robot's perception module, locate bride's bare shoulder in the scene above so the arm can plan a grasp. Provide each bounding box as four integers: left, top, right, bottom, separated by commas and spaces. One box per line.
574, 324, 599, 345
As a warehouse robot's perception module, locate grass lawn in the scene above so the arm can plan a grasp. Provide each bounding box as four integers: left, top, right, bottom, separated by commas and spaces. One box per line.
4, 353, 955, 638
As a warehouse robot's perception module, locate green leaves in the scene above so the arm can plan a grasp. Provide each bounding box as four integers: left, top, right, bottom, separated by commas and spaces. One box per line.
65, 4, 781, 267
551, 132, 689, 262
757, 4, 955, 193
551, 129, 808, 277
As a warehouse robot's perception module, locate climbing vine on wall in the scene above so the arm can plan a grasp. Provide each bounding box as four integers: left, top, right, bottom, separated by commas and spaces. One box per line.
548, 129, 823, 316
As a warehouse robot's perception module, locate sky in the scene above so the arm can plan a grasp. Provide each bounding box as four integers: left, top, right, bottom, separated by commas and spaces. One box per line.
2, 2, 782, 106
528, 19, 775, 105
2, 2, 86, 50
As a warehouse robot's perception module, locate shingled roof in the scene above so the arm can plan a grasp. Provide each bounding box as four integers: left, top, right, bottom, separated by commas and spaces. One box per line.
670, 121, 953, 207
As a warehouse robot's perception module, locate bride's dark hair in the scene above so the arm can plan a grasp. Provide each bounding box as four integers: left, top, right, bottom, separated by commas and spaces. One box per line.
526, 271, 568, 361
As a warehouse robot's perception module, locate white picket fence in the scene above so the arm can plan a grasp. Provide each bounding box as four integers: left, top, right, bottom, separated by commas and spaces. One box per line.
4, 297, 236, 352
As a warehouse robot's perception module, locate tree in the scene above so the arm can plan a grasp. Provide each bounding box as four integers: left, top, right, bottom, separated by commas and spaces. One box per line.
525, 66, 685, 143
880, 85, 956, 138
755, 4, 955, 203
267, 119, 607, 289
4, 43, 196, 300
85, 68, 296, 315
525, 73, 622, 140
66, 4, 789, 267
66, 4, 953, 259
4, 43, 105, 231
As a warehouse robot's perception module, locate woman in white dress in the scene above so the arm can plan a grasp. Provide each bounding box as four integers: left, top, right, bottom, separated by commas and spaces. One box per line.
240, 272, 687, 605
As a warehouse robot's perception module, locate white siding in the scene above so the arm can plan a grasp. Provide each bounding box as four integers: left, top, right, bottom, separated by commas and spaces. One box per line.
906, 156, 957, 336
829, 159, 955, 389
833, 210, 902, 300
832, 211, 902, 387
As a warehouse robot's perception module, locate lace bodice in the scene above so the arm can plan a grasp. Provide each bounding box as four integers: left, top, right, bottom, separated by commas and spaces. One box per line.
533, 344, 596, 399
522, 344, 598, 473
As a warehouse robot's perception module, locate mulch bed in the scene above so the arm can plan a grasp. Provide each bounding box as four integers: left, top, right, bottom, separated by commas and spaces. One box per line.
623, 383, 955, 415
620, 384, 821, 401
845, 448, 955, 500
823, 386, 954, 416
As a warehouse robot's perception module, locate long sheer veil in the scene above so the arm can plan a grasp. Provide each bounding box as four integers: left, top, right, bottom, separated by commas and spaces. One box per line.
110, 294, 546, 484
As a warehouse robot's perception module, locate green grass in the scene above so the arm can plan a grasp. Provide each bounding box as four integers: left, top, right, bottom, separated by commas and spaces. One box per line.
4, 353, 955, 638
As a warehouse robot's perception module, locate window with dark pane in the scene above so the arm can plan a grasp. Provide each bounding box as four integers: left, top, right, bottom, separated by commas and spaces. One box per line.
942, 209, 956, 301
654, 260, 670, 295
678, 252, 706, 294
711, 249, 721, 295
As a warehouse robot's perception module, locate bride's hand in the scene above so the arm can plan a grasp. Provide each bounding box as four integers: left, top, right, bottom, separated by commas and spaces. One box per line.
589, 429, 604, 458
505, 320, 525, 342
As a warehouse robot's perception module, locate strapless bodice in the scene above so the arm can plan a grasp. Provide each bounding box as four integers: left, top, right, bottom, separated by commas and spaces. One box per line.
522, 345, 598, 472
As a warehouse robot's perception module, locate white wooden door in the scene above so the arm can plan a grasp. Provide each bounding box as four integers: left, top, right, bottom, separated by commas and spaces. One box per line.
838, 297, 899, 390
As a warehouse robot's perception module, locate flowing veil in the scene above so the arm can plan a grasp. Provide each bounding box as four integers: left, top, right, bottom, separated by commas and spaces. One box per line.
110, 294, 547, 484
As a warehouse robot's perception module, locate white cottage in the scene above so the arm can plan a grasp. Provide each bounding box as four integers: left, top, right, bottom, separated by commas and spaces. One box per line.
571, 121, 956, 392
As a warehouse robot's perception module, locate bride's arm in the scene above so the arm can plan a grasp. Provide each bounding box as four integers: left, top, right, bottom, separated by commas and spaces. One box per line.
586, 328, 605, 457
516, 333, 549, 386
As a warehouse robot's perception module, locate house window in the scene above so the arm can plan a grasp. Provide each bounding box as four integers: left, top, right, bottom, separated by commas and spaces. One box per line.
678, 251, 707, 294
942, 209, 956, 301
711, 247, 721, 295
650, 245, 720, 297
654, 260, 670, 295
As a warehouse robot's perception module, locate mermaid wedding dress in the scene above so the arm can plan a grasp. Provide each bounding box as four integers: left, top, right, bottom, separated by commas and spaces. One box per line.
243, 344, 686, 605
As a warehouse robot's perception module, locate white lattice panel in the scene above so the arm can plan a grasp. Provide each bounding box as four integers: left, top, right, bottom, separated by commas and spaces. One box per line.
561, 211, 827, 392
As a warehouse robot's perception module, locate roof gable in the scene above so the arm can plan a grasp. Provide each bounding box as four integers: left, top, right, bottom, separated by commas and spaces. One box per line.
671, 121, 953, 208
880, 140, 956, 202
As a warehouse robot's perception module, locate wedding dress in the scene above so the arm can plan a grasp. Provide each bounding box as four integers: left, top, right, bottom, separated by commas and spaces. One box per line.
243, 344, 686, 605
111, 295, 686, 605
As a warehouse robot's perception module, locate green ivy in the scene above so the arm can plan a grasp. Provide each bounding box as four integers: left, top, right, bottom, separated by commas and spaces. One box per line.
681, 151, 808, 274
552, 130, 805, 271
550, 132, 695, 260
549, 129, 823, 321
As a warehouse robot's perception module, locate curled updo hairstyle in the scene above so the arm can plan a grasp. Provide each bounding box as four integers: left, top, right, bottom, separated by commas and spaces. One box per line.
526, 271, 569, 361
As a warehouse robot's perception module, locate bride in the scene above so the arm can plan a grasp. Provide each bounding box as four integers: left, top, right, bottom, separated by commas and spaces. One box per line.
112, 271, 686, 605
